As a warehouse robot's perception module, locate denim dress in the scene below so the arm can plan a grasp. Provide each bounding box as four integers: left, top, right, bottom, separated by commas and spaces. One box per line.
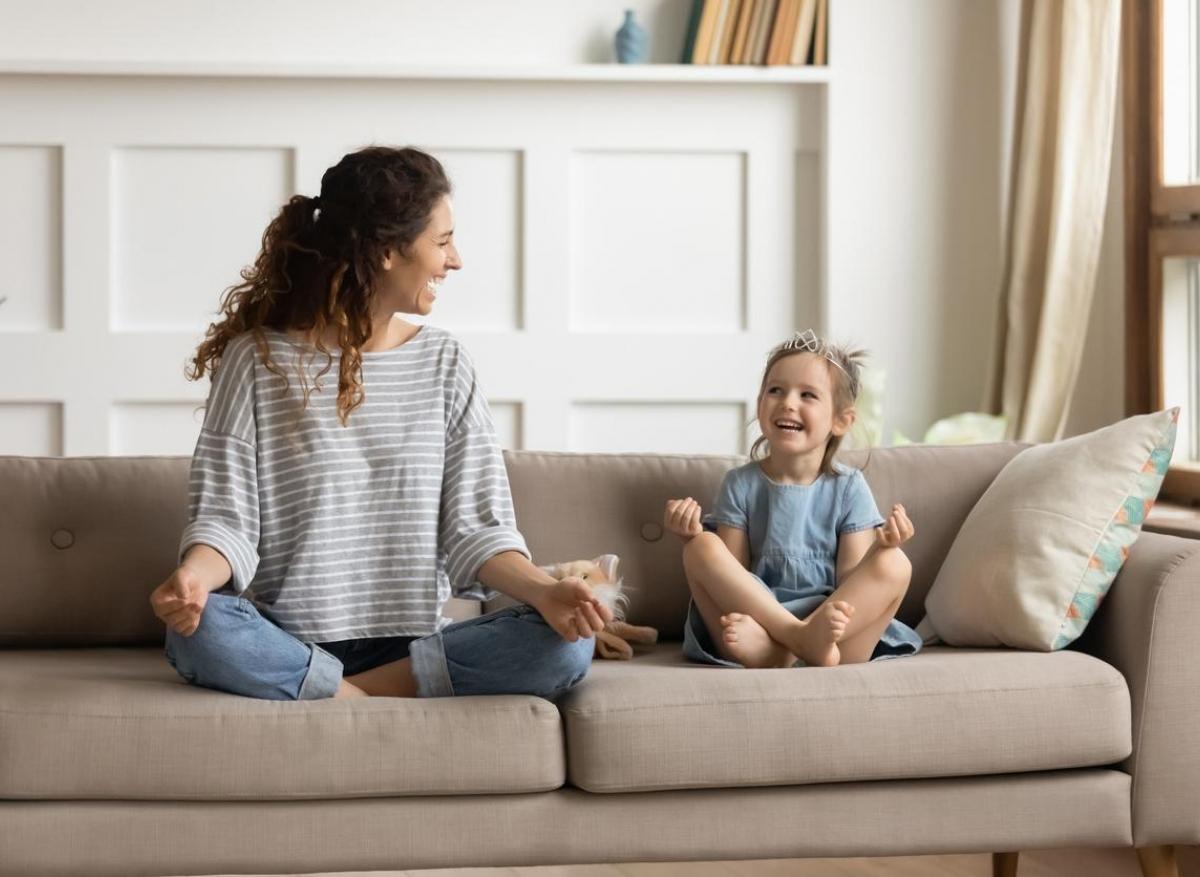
682, 460, 923, 666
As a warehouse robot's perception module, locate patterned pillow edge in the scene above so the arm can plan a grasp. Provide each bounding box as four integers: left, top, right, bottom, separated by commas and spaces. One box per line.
1051, 408, 1179, 649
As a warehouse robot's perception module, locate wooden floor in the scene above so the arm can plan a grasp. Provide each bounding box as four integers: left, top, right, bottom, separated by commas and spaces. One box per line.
206, 845, 1200, 877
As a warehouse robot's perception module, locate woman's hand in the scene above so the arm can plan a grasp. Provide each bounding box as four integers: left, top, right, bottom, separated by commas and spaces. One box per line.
149, 565, 211, 637
876, 503, 915, 548
534, 577, 613, 643
664, 497, 704, 541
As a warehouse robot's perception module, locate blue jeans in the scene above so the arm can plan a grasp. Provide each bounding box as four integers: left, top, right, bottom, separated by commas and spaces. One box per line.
164, 593, 595, 701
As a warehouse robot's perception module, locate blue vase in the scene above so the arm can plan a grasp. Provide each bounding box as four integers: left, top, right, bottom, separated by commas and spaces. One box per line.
615, 9, 648, 64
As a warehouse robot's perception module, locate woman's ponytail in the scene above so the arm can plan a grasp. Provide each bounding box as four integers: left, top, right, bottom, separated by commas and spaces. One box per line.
188, 145, 451, 426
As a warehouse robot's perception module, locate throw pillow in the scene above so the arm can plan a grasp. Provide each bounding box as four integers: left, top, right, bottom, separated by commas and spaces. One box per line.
917, 408, 1178, 650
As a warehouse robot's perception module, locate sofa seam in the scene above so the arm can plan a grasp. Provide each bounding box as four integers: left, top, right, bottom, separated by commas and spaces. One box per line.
562, 680, 1128, 717
570, 762, 1131, 795
0, 706, 564, 720
0, 783, 567, 801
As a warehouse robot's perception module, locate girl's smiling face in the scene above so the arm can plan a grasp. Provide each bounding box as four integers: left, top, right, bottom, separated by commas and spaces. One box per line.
757, 352, 854, 459
378, 195, 462, 316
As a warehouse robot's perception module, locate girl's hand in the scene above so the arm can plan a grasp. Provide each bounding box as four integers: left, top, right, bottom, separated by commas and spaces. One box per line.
664, 497, 704, 541
876, 503, 915, 548
535, 577, 613, 643
149, 565, 210, 637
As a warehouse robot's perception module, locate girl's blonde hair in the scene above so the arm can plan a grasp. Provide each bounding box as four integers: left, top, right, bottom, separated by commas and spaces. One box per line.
749, 332, 867, 477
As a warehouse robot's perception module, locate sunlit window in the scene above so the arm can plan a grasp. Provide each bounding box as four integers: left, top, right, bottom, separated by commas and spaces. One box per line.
1161, 257, 1200, 461
1161, 0, 1199, 186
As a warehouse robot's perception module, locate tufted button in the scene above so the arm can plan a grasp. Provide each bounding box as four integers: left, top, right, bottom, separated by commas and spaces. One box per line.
51, 528, 75, 550
640, 522, 663, 542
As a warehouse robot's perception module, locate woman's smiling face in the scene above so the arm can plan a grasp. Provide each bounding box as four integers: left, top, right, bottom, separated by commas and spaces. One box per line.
378, 195, 462, 316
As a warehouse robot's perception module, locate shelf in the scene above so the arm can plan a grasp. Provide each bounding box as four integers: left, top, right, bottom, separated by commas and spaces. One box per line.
0, 60, 830, 84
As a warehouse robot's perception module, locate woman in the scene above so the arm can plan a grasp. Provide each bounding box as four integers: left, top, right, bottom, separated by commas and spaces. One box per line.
149, 146, 610, 700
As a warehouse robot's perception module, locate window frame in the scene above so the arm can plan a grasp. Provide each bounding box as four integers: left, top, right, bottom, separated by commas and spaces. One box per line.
1126, 0, 1200, 503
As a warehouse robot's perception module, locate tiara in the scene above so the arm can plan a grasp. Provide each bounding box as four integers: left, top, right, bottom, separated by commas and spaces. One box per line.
777, 329, 849, 376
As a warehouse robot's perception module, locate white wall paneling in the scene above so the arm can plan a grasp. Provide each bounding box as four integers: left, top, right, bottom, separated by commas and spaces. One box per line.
110, 401, 206, 456
489, 402, 523, 452
569, 402, 748, 456
0, 402, 63, 455
426, 150, 523, 332
11, 2, 1095, 445
112, 146, 294, 332
0, 67, 825, 456
569, 150, 746, 333
0, 145, 62, 331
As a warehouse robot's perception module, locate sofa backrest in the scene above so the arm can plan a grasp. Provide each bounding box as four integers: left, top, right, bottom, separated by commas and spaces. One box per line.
1, 456, 189, 646
503, 444, 1025, 638
0, 443, 1024, 647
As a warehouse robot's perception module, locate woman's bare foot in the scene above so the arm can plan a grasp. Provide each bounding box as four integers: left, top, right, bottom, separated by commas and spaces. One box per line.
778, 600, 854, 667
720, 613, 795, 668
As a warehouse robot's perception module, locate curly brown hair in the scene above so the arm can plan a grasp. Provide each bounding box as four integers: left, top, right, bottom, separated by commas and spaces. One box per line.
749, 333, 868, 477
186, 146, 452, 425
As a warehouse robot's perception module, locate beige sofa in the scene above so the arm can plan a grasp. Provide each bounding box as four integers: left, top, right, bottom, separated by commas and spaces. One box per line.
1, 444, 1197, 877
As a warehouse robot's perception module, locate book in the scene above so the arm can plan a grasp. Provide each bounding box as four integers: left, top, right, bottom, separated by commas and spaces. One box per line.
680, 0, 706, 64
789, 0, 818, 65
718, 0, 743, 64
707, 0, 733, 65
813, 0, 828, 65
691, 0, 722, 64
766, 0, 798, 66
729, 0, 757, 65
749, 0, 779, 65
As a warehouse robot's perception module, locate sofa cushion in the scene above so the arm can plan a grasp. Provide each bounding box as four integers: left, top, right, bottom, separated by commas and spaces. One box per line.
0, 649, 565, 799
560, 644, 1130, 793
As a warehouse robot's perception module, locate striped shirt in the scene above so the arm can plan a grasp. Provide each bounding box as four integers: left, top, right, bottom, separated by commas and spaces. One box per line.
178, 324, 528, 642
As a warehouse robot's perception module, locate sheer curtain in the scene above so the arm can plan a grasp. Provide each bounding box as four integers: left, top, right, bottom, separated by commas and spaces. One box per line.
985, 0, 1122, 441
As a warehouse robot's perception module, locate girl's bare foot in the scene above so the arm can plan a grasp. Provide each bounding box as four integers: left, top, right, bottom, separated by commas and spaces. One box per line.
779, 600, 854, 667
720, 613, 796, 668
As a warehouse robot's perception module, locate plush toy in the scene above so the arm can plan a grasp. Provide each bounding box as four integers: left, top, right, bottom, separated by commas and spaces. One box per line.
538, 554, 658, 660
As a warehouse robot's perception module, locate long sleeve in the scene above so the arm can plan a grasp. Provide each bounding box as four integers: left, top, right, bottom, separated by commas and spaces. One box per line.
178, 336, 261, 593
438, 345, 529, 601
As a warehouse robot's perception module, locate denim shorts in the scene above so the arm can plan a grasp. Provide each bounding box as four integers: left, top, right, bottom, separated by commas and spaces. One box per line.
164, 593, 595, 701
317, 635, 418, 677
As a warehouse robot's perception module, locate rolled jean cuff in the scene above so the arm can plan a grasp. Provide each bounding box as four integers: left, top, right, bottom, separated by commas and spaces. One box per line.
409, 632, 454, 698
298, 643, 343, 700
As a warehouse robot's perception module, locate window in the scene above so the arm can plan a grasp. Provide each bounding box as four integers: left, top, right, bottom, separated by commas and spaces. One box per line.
1126, 0, 1200, 503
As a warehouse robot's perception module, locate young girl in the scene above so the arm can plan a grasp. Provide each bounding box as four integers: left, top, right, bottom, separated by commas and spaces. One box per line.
664, 330, 922, 668
150, 146, 610, 701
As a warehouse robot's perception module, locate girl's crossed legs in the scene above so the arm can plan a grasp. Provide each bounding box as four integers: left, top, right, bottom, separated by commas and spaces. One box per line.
682, 532, 911, 667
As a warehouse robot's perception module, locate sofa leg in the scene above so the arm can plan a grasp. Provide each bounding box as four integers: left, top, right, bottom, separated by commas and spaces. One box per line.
992, 851, 1019, 877
1137, 845, 1179, 877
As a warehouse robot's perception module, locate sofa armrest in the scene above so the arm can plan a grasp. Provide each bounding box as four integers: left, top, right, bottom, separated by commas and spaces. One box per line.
1076, 530, 1200, 846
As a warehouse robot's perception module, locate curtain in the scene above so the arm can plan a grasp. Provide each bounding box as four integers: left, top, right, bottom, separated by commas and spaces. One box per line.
985, 0, 1122, 441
